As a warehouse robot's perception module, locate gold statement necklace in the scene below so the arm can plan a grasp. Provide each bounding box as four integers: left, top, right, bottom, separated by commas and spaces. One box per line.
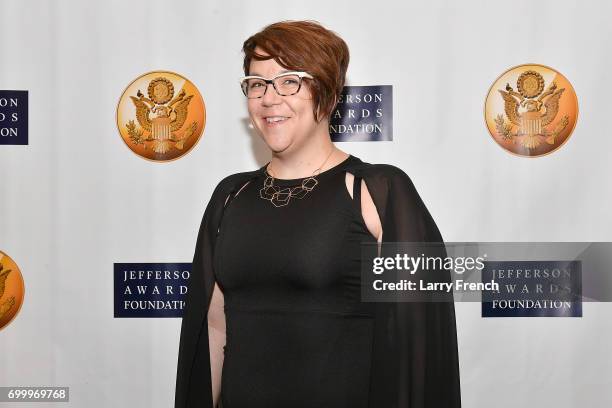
259, 149, 336, 207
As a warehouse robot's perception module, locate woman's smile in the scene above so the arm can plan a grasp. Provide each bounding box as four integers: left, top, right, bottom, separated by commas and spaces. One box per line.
263, 115, 291, 127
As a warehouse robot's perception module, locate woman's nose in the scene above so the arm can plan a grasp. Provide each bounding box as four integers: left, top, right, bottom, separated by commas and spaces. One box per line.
261, 83, 282, 106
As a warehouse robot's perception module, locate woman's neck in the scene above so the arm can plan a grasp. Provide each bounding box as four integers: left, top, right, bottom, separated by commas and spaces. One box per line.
267, 129, 348, 179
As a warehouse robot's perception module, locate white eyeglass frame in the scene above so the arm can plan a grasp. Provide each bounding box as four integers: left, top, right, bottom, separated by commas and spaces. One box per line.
239, 71, 314, 98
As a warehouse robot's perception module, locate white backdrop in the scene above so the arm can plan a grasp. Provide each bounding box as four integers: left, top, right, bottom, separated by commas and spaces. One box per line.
1, 0, 611, 407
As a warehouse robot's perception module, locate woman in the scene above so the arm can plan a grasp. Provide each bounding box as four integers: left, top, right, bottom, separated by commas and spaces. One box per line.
175, 20, 460, 408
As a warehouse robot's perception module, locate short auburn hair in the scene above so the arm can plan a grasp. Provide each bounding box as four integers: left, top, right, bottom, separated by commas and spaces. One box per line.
242, 20, 349, 122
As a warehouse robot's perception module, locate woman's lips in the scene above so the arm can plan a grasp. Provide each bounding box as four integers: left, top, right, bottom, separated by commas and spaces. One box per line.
263, 116, 290, 127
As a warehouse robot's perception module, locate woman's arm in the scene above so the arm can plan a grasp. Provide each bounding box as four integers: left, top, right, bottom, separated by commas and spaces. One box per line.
208, 282, 226, 408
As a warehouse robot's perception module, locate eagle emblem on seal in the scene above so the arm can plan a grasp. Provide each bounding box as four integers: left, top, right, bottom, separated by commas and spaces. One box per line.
126, 77, 198, 154
495, 70, 569, 149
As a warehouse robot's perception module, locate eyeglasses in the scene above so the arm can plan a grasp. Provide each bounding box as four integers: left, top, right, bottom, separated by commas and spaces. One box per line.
239, 71, 314, 99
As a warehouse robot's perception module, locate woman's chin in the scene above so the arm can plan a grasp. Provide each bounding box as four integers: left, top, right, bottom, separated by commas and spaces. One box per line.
261, 134, 293, 153
268, 144, 292, 154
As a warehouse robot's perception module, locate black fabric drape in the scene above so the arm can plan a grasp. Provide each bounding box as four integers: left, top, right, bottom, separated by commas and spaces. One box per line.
175, 157, 461, 408
352, 163, 461, 408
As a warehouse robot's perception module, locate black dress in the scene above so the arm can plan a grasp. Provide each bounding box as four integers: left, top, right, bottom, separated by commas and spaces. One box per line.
215, 155, 376, 407
175, 154, 461, 408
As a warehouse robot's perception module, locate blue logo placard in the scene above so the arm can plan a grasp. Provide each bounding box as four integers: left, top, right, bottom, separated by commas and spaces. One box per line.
0, 90, 28, 145
482, 260, 582, 317
330, 85, 392, 141
114, 263, 191, 318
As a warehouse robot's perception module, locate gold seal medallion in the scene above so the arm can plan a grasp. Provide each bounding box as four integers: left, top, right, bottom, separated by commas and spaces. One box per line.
116, 71, 206, 161
0, 251, 25, 331
484, 64, 578, 157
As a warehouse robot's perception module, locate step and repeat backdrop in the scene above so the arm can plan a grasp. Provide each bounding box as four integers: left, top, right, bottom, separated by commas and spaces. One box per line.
1, 0, 611, 407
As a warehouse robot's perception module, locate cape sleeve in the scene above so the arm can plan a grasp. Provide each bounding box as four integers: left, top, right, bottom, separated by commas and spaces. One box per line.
358, 164, 462, 408
174, 177, 237, 408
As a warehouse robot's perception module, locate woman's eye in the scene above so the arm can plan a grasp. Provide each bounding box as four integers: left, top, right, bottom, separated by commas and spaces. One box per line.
250, 82, 264, 88
283, 79, 298, 85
